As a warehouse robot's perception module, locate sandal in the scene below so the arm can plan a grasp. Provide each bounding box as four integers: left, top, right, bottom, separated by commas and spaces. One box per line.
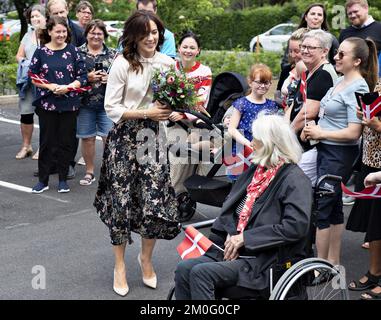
360, 287, 381, 300
79, 172, 95, 186
361, 242, 369, 249
348, 271, 379, 291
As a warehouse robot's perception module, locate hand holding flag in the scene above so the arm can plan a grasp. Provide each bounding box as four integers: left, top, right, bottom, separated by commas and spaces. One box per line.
355, 92, 381, 120
223, 145, 254, 177
29, 72, 91, 93
176, 226, 213, 259
341, 182, 381, 199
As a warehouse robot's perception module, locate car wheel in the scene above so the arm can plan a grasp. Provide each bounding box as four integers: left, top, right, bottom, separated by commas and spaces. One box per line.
252, 42, 263, 52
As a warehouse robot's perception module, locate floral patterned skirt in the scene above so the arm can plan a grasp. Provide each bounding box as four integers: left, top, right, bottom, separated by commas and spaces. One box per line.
94, 119, 181, 245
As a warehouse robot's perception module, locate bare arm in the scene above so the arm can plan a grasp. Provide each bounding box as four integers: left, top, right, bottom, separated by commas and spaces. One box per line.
16, 44, 26, 63
228, 108, 251, 148
303, 122, 363, 142
290, 99, 321, 132
121, 100, 172, 122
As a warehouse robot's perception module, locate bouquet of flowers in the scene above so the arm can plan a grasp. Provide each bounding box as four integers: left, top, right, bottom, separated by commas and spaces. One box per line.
151, 66, 209, 115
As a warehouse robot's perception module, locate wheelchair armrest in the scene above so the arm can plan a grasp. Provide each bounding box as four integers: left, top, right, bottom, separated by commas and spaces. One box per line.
182, 219, 216, 230
245, 241, 286, 253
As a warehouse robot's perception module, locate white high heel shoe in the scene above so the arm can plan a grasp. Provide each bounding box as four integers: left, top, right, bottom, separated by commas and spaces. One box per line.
137, 254, 157, 289
113, 269, 129, 297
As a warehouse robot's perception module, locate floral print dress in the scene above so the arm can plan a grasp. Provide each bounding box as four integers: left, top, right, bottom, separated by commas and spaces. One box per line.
29, 44, 87, 111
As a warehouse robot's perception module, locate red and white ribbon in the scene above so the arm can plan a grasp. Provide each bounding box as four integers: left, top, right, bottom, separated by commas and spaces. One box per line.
29, 72, 91, 93
341, 182, 381, 199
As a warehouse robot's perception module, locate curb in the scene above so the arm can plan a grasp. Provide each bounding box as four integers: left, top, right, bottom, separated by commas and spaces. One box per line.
0, 95, 18, 106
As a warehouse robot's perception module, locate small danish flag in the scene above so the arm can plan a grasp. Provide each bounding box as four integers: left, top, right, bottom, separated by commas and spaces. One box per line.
176, 226, 213, 260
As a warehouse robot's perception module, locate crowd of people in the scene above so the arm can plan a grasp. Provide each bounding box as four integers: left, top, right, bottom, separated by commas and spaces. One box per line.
12, 0, 381, 300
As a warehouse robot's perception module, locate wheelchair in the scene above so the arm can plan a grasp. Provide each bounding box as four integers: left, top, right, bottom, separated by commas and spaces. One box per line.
167, 174, 349, 300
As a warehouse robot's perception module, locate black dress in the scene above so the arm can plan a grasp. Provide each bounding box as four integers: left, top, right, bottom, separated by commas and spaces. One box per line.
346, 163, 381, 242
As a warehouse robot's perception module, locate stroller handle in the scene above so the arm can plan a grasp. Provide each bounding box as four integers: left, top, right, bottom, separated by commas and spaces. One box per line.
173, 109, 220, 132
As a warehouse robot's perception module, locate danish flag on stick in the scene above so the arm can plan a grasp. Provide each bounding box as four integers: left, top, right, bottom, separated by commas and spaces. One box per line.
29, 72, 91, 93
341, 182, 381, 199
224, 145, 254, 176
300, 71, 307, 103
176, 226, 214, 260
355, 92, 381, 120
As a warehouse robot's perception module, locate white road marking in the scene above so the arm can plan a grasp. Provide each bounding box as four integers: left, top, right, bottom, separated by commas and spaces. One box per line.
54, 209, 93, 219
5, 223, 31, 230
0, 117, 102, 140
0, 117, 40, 129
0, 181, 69, 203
0, 181, 32, 193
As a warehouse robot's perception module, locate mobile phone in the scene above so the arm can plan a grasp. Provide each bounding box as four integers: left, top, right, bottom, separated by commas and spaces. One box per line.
94, 62, 103, 71
306, 121, 318, 145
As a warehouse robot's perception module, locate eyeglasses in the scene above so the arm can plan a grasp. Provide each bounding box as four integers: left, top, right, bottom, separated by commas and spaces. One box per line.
299, 45, 322, 52
334, 49, 348, 60
89, 32, 104, 37
253, 80, 271, 87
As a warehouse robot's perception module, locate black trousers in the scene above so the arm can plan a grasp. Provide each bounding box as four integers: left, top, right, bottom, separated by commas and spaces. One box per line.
174, 255, 247, 300
37, 108, 77, 184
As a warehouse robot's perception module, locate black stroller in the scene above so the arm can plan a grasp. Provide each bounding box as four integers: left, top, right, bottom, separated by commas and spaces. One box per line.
171, 72, 249, 222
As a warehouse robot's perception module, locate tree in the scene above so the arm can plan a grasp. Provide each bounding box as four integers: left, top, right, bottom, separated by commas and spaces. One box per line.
157, 0, 230, 36
11, 0, 34, 41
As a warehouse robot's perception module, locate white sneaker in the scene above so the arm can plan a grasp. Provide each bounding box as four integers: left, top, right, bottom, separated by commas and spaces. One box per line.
342, 195, 355, 206
77, 157, 86, 166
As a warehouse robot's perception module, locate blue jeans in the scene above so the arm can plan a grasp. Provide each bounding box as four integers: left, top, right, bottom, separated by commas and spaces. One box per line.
76, 105, 112, 138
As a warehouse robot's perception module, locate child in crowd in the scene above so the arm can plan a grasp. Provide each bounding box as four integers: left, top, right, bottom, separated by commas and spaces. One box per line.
227, 63, 280, 180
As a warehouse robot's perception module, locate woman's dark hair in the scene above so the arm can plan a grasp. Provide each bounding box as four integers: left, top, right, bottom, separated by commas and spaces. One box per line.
120, 10, 164, 73
178, 31, 201, 49
24, 4, 46, 25
39, 16, 71, 46
344, 37, 379, 91
84, 19, 108, 40
298, 3, 329, 31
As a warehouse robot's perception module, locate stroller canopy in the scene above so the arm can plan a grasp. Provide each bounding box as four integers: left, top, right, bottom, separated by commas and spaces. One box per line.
206, 72, 249, 124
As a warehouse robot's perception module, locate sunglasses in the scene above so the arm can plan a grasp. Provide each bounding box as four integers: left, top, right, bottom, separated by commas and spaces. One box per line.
334, 49, 348, 60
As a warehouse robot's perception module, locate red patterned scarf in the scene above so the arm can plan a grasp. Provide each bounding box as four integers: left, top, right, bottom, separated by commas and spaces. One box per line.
237, 161, 285, 233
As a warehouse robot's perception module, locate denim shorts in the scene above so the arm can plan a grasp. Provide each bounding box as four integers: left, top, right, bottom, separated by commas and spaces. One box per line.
76, 105, 113, 138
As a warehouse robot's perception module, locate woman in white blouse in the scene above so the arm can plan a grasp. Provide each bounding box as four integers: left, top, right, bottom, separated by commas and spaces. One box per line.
93, 11, 181, 297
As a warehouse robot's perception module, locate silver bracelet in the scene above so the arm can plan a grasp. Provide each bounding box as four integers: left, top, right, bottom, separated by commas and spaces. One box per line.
143, 110, 148, 120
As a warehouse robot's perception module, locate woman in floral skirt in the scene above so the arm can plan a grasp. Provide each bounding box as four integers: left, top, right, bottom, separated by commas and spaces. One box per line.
93, 10, 180, 297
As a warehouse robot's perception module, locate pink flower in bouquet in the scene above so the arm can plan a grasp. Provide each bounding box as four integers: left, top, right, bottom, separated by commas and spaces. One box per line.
179, 82, 185, 89
167, 76, 175, 84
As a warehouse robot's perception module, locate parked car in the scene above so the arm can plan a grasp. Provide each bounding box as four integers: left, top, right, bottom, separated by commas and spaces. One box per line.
104, 20, 123, 38
249, 23, 296, 52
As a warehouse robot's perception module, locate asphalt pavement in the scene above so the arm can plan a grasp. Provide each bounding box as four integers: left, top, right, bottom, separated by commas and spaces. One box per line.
0, 101, 371, 300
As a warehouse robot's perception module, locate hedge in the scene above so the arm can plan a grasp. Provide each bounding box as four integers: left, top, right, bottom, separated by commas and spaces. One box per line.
0, 63, 17, 95
199, 50, 282, 79
179, 2, 381, 50
193, 5, 297, 50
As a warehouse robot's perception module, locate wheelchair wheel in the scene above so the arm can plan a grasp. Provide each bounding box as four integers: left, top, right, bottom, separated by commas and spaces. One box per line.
177, 192, 196, 222
270, 258, 349, 300
167, 286, 176, 300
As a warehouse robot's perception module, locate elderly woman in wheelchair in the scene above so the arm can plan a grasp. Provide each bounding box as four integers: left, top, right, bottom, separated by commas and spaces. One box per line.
174, 114, 314, 300
175, 115, 312, 300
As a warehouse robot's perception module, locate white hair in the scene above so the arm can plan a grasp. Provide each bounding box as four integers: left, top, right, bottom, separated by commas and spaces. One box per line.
251, 113, 302, 168
303, 29, 332, 50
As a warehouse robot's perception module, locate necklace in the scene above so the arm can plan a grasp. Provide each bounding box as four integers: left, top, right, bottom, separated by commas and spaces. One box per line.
306, 60, 327, 81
